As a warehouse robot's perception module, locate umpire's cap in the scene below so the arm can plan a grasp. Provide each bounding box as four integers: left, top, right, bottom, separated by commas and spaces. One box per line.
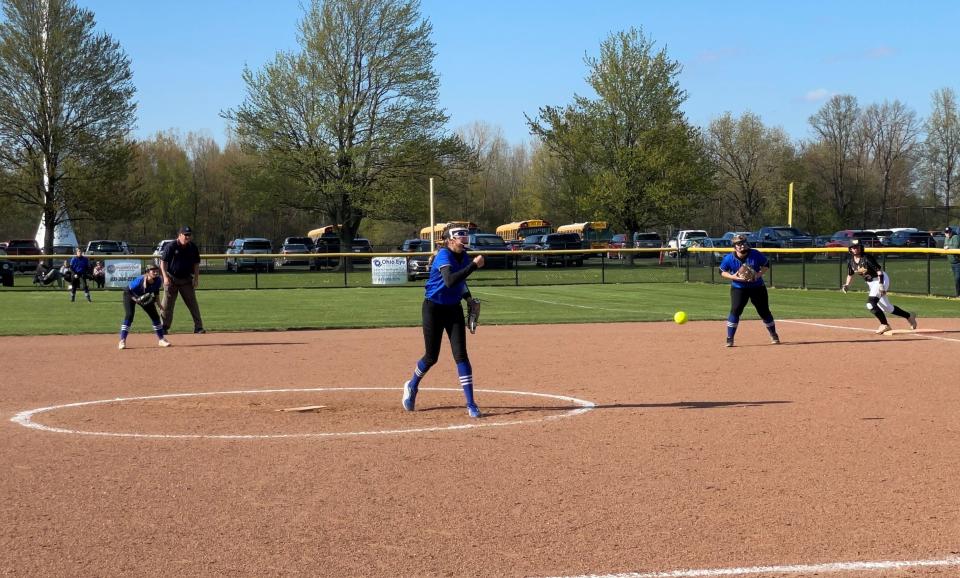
179, 225, 193, 235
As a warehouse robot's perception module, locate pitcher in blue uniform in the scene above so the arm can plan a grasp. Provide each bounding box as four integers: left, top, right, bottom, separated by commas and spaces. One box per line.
718, 234, 780, 347
118, 264, 171, 350
402, 226, 485, 417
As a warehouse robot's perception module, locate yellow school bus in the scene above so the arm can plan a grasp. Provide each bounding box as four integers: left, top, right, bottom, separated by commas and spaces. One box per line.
495, 219, 552, 242
307, 225, 341, 242
419, 221, 479, 246
556, 221, 613, 250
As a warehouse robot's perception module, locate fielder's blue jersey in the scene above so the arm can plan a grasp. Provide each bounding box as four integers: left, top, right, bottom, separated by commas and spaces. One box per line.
424, 248, 470, 305
126, 274, 162, 298
720, 248, 768, 289
69, 255, 89, 275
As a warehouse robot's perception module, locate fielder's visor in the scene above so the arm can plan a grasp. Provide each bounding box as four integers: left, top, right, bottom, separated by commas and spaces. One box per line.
445, 227, 470, 240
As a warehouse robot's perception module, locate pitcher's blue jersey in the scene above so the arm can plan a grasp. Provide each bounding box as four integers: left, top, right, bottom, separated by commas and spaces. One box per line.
720, 248, 768, 289
424, 248, 470, 305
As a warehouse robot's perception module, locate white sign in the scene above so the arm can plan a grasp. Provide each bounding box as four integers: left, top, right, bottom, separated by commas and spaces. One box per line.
371, 257, 407, 285
105, 259, 141, 288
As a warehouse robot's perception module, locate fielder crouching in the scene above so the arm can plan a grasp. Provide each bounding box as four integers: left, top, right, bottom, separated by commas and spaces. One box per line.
118, 264, 171, 350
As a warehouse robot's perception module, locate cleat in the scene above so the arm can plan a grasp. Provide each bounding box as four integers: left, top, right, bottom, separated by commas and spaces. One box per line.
467, 404, 482, 418
771, 334, 780, 344
908, 314, 918, 330
402, 380, 417, 411
876, 324, 892, 335
118, 340, 126, 350
158, 339, 172, 348
725, 338, 734, 348
194, 328, 206, 334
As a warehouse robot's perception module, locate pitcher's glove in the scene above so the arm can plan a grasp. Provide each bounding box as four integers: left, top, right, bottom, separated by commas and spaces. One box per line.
467, 298, 481, 334
736, 264, 757, 281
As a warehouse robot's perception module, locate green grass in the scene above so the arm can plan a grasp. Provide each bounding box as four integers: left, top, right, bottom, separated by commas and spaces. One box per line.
2, 281, 957, 336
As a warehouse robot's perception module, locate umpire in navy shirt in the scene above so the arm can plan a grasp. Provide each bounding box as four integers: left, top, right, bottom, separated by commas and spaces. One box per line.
159, 225, 206, 334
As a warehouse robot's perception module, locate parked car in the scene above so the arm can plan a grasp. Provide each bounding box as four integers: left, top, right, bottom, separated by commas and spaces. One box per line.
607, 234, 630, 259
504, 239, 524, 252
283, 236, 315, 253
468, 233, 513, 268
825, 230, 881, 248
398, 239, 432, 281
721, 231, 753, 241
225, 237, 274, 272
537, 233, 584, 267
632, 232, 663, 258
152, 239, 176, 266
690, 237, 733, 263
51, 244, 78, 256
753, 226, 815, 248
928, 230, 947, 248
313, 236, 373, 267
275, 242, 312, 268
0, 248, 14, 286
520, 234, 547, 261
865, 229, 894, 246
667, 230, 708, 256
885, 230, 935, 248
85, 239, 128, 256
2, 239, 41, 272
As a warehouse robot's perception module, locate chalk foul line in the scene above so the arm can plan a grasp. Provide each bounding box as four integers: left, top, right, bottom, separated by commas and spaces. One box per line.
548, 555, 960, 577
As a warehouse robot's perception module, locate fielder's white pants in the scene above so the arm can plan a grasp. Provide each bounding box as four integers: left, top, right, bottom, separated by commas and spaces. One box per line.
866, 274, 893, 314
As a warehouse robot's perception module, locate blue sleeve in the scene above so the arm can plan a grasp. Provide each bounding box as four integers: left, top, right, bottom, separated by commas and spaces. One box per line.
719, 254, 736, 274
433, 248, 452, 270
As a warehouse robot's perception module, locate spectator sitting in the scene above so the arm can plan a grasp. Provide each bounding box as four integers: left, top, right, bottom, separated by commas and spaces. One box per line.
92, 261, 105, 288
59, 260, 73, 285
33, 262, 64, 288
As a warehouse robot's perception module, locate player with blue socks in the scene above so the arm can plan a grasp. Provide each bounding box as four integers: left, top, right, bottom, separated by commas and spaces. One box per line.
718, 234, 780, 347
403, 225, 485, 418
118, 264, 170, 350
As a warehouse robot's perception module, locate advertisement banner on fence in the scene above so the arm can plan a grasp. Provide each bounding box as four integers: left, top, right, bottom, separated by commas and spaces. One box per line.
105, 260, 142, 288
371, 257, 407, 285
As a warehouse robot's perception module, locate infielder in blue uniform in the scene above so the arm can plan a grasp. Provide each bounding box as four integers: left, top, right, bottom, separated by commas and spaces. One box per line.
403, 226, 485, 418
718, 234, 780, 347
842, 239, 917, 334
118, 264, 171, 350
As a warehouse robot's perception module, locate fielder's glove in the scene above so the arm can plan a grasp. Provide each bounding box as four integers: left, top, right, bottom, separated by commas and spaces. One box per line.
736, 264, 757, 282
467, 298, 481, 334
136, 293, 157, 306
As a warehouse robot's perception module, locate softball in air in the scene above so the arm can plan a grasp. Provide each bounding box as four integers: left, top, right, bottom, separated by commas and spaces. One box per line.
673, 311, 688, 325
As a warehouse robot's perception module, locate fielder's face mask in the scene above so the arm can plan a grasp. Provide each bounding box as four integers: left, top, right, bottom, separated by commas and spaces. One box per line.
446, 227, 470, 245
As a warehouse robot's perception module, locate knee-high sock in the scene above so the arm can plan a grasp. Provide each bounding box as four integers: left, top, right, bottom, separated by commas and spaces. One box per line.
457, 361, 475, 406
153, 322, 164, 339
867, 298, 888, 324
726, 315, 739, 339
120, 319, 132, 340
891, 306, 911, 319
762, 315, 777, 336
408, 359, 429, 389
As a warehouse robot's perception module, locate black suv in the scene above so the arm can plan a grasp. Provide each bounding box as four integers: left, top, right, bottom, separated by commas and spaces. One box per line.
399, 239, 431, 281
538, 233, 584, 267
313, 236, 374, 268
468, 233, 513, 268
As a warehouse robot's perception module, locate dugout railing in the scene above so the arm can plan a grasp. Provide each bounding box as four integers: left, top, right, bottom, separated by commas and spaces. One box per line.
2, 247, 958, 296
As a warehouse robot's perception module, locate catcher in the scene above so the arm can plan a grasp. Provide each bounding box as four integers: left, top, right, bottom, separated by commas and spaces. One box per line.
842, 239, 917, 334
718, 234, 780, 347
118, 264, 171, 350
402, 225, 485, 418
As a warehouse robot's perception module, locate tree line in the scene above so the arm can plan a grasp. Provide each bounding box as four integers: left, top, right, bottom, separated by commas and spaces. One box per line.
2, 0, 959, 255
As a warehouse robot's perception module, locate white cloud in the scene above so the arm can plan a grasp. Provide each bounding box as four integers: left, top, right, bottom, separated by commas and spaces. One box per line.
865, 45, 894, 59
804, 88, 831, 102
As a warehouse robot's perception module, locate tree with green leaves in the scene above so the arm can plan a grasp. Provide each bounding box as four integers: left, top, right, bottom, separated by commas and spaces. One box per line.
528, 28, 715, 236
225, 0, 473, 265
924, 88, 960, 224
706, 112, 795, 229
0, 0, 139, 252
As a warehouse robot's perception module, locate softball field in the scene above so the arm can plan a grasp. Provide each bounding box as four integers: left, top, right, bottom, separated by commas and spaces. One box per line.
3, 318, 960, 577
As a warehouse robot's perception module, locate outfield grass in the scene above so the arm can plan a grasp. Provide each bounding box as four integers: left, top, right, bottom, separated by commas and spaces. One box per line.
1, 281, 957, 336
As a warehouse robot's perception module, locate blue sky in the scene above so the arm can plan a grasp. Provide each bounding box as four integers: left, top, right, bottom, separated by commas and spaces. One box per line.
80, 0, 959, 147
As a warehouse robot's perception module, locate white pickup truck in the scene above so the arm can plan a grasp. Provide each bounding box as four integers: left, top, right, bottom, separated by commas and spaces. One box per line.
666, 230, 709, 255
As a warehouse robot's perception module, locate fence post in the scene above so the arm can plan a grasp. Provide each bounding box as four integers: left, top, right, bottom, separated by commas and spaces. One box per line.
801, 251, 806, 289
601, 253, 606, 284
254, 258, 259, 289
927, 251, 932, 295
514, 254, 519, 287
